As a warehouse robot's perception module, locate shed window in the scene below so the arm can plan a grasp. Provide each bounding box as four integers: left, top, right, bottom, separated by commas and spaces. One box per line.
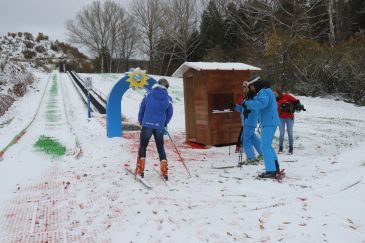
210, 93, 234, 111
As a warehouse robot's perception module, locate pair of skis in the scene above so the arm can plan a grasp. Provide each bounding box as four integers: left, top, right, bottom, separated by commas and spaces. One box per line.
211, 160, 260, 169
212, 162, 285, 182
125, 165, 174, 191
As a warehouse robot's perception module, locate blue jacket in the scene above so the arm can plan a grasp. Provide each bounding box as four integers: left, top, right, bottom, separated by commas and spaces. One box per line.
242, 108, 259, 127
236, 100, 259, 127
138, 86, 173, 130
245, 88, 279, 127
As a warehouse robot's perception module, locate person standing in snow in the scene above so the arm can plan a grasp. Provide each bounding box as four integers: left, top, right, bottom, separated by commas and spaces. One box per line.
242, 80, 280, 178
233, 84, 246, 153
137, 78, 173, 180
273, 89, 298, 154
238, 81, 263, 163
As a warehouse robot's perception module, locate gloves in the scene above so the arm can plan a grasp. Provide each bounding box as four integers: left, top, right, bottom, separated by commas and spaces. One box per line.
241, 101, 250, 119
241, 101, 247, 109
243, 109, 251, 119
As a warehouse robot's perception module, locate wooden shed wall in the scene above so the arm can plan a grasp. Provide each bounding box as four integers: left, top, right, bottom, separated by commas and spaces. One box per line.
183, 69, 252, 146
207, 71, 251, 145
183, 69, 210, 145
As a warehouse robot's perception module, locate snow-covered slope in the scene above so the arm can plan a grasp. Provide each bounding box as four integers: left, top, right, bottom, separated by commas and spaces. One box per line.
0, 71, 364, 242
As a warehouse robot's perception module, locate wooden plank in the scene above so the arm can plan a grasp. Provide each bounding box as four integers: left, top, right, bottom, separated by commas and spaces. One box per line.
183, 74, 197, 140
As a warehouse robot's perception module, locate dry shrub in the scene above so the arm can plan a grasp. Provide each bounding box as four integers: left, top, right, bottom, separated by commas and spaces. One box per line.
35, 45, 46, 53
23, 50, 36, 59
12, 83, 27, 97
25, 73, 35, 85
0, 94, 15, 116
24, 41, 34, 49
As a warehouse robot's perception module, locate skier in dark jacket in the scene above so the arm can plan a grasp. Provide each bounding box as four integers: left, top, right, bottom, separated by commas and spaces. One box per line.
233, 84, 246, 153
137, 78, 173, 180
243, 80, 280, 178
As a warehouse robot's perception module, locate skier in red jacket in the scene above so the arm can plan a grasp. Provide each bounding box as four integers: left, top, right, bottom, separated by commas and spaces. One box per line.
273, 89, 297, 154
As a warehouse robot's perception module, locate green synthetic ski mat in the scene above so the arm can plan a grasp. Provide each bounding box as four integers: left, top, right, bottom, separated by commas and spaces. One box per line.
34, 135, 66, 156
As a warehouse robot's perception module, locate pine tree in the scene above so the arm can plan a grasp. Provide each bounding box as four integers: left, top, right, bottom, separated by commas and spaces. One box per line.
199, 0, 225, 59
222, 2, 241, 61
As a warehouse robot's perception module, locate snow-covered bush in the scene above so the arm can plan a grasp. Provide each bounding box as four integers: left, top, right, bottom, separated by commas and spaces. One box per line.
35, 45, 46, 53
23, 50, 36, 59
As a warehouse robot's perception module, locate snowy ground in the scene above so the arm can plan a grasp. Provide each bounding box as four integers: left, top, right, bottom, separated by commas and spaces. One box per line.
0, 71, 364, 242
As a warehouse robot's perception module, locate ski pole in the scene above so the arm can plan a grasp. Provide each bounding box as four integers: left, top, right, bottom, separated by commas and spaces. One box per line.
135, 144, 140, 180
135, 127, 142, 180
229, 126, 232, 156
166, 130, 192, 178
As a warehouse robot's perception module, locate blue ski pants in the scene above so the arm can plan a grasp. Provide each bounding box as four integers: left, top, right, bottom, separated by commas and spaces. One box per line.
261, 126, 279, 172
242, 126, 262, 160
139, 127, 166, 161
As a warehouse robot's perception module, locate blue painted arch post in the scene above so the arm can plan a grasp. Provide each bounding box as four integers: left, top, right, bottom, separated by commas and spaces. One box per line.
106, 75, 157, 137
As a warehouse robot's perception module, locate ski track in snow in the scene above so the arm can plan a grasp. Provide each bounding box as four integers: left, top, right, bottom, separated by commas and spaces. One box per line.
0, 72, 364, 242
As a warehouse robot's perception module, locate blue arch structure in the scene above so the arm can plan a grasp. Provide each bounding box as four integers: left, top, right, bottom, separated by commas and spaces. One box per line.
106, 75, 157, 137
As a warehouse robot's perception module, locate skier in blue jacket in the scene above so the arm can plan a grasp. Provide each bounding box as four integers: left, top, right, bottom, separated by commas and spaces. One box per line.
238, 81, 262, 163
137, 78, 173, 180
243, 80, 280, 178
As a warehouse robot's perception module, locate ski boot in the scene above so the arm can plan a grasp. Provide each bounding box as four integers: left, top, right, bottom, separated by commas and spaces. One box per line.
160, 160, 168, 180
256, 155, 264, 162
258, 171, 278, 179
136, 157, 145, 178
278, 146, 283, 154
288, 146, 293, 155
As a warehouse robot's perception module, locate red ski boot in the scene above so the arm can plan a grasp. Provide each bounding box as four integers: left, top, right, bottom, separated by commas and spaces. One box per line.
160, 160, 168, 180
136, 157, 145, 178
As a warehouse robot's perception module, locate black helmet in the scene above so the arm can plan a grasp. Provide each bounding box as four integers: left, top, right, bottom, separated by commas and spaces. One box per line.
252, 80, 271, 93
158, 78, 169, 89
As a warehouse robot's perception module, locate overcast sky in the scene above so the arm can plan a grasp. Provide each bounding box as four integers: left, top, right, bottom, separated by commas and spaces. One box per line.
0, 0, 130, 55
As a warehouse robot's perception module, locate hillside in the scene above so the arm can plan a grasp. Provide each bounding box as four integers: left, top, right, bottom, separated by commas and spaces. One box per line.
0, 32, 89, 116
0, 32, 67, 61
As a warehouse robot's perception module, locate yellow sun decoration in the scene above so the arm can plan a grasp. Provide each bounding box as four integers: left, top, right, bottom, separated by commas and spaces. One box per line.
126, 68, 149, 89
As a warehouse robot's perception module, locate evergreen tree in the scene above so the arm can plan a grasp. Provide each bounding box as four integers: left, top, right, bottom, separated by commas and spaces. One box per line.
222, 2, 241, 61
199, 0, 225, 58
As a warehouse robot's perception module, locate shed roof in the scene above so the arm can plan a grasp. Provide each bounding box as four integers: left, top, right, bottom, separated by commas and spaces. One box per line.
171, 62, 261, 77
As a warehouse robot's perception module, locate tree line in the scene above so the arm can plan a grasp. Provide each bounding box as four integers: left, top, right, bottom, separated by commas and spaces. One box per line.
67, 0, 365, 105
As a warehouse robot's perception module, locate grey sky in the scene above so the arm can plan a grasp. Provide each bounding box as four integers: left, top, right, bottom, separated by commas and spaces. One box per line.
0, 0, 129, 44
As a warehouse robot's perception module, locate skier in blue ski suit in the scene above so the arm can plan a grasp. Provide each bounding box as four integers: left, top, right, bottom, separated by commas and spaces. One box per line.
243, 80, 280, 178
137, 78, 173, 180
236, 82, 262, 161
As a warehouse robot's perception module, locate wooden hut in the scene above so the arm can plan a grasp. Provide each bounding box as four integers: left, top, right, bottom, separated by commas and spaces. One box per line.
172, 62, 261, 146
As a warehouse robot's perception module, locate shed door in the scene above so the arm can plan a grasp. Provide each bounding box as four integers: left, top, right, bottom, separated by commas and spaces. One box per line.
184, 75, 197, 140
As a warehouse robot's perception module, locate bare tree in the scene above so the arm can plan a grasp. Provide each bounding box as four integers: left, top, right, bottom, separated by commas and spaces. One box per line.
163, 0, 201, 62
328, 0, 336, 46
104, 1, 127, 72
67, 1, 111, 73
132, 0, 165, 73
67, 0, 131, 73
116, 16, 138, 72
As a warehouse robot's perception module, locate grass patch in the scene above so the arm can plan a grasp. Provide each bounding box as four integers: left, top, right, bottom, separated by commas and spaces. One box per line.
34, 135, 66, 156
49, 82, 58, 96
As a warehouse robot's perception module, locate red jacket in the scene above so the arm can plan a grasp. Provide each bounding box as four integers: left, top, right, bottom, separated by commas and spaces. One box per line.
276, 93, 297, 119
235, 95, 244, 106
